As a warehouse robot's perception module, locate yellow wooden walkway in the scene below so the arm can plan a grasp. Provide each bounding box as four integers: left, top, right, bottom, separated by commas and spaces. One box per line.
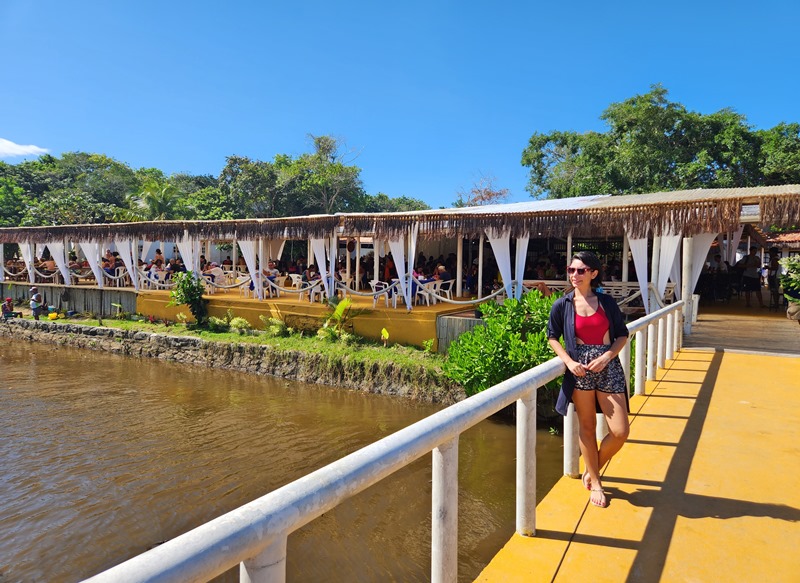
477, 347, 800, 582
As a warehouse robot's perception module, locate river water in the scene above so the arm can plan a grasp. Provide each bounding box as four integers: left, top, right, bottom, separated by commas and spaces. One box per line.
0, 342, 564, 582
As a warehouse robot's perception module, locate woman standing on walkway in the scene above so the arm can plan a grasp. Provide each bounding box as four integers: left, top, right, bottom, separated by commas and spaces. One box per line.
547, 251, 630, 508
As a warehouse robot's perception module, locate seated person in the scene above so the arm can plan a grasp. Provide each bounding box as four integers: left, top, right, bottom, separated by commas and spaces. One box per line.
709, 254, 727, 273
302, 264, 321, 283
222, 256, 233, 267
2, 297, 22, 319
263, 260, 281, 278
433, 265, 452, 282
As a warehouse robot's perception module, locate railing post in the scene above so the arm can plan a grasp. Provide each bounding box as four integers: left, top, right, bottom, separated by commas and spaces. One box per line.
432, 437, 459, 583
647, 322, 657, 380
634, 328, 646, 395
665, 312, 674, 361
596, 413, 608, 441
657, 317, 666, 370
240, 535, 288, 583
620, 340, 631, 394
516, 390, 537, 536
563, 403, 580, 478
674, 309, 682, 352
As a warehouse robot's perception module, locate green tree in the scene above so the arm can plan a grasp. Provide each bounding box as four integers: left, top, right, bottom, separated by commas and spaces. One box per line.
183, 186, 236, 220
361, 192, 431, 212
757, 122, 800, 185
521, 84, 800, 198
0, 176, 28, 227
293, 135, 366, 214
219, 155, 290, 218
21, 189, 107, 226
122, 180, 186, 221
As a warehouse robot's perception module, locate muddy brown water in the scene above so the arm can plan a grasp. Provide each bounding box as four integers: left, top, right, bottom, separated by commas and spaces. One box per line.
0, 342, 563, 582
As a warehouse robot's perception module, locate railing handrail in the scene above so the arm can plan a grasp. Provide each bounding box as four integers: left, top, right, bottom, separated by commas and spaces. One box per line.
627, 300, 684, 334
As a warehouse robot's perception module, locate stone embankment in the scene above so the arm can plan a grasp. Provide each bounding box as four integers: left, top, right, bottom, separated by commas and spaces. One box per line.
0, 319, 465, 405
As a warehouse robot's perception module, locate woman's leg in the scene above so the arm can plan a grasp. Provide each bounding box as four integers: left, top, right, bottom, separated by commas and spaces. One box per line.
595, 391, 630, 472
572, 389, 601, 490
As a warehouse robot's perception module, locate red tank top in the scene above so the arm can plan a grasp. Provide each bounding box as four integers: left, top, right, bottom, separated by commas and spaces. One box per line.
575, 307, 609, 344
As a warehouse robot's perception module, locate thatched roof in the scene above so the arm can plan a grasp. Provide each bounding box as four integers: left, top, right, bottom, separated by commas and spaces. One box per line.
0, 185, 798, 244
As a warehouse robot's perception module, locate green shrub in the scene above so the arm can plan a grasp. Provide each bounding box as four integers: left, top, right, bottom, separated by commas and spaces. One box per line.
207, 316, 229, 333
444, 290, 561, 396
229, 317, 252, 334
780, 255, 800, 301
167, 272, 209, 325
259, 315, 292, 337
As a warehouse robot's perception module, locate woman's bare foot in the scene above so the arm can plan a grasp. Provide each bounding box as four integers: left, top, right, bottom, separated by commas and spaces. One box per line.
581, 470, 592, 491
590, 488, 606, 508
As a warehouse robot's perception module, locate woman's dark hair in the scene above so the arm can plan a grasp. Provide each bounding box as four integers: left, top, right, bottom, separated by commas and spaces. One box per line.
571, 250, 603, 290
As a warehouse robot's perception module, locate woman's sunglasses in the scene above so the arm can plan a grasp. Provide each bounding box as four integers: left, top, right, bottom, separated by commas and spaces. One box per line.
566, 267, 592, 275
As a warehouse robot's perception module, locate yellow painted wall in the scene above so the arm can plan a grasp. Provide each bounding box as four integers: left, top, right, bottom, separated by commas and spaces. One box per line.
135, 292, 442, 349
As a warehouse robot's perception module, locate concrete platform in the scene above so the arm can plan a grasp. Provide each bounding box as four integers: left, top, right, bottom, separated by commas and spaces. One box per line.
477, 348, 800, 582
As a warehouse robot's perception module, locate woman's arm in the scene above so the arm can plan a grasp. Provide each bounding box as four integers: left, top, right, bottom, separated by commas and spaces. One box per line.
548, 337, 586, 377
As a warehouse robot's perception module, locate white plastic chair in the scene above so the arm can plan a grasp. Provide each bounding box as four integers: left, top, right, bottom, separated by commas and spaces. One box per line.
236, 277, 251, 298
370, 280, 390, 308
415, 281, 432, 306
438, 280, 454, 301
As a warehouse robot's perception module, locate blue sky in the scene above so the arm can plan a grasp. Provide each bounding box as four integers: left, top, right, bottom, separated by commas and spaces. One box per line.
2, 1, 799, 209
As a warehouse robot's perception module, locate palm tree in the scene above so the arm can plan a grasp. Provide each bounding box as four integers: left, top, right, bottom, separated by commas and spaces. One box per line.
120, 181, 186, 221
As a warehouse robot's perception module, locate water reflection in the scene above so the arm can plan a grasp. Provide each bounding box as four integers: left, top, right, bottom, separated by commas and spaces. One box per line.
0, 342, 563, 582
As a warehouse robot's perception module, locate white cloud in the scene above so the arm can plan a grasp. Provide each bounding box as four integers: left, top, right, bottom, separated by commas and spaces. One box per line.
0, 138, 49, 158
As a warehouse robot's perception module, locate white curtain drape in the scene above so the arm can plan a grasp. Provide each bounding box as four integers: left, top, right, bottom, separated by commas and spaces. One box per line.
485, 228, 513, 299
657, 228, 682, 299
114, 238, 139, 290
266, 239, 286, 263
690, 232, 719, 296
626, 231, 650, 314
237, 240, 262, 299
726, 226, 744, 264
80, 242, 105, 288
46, 242, 73, 285
140, 240, 153, 262
669, 239, 682, 300
19, 243, 35, 284
388, 235, 409, 307
311, 238, 331, 297
514, 235, 529, 299
407, 223, 419, 292
176, 234, 200, 274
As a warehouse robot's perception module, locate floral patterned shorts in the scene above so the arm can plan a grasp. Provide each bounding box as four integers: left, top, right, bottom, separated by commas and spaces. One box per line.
574, 344, 626, 394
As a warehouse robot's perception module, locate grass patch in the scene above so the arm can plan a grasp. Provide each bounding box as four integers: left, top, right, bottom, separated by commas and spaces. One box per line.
52, 317, 445, 374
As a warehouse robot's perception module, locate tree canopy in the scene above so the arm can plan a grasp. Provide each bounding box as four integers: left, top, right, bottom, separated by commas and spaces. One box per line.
0, 135, 430, 227
521, 84, 800, 198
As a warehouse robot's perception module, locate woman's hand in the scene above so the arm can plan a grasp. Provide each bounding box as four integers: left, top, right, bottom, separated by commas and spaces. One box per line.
585, 353, 613, 372
567, 360, 587, 377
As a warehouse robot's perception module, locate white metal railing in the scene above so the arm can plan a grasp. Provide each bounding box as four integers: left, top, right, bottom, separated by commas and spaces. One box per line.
83, 301, 685, 583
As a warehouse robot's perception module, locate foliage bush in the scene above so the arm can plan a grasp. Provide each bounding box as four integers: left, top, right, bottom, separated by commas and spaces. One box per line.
167, 272, 209, 325
259, 315, 292, 337
228, 317, 252, 334
317, 297, 368, 343
780, 255, 800, 301
444, 290, 561, 396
